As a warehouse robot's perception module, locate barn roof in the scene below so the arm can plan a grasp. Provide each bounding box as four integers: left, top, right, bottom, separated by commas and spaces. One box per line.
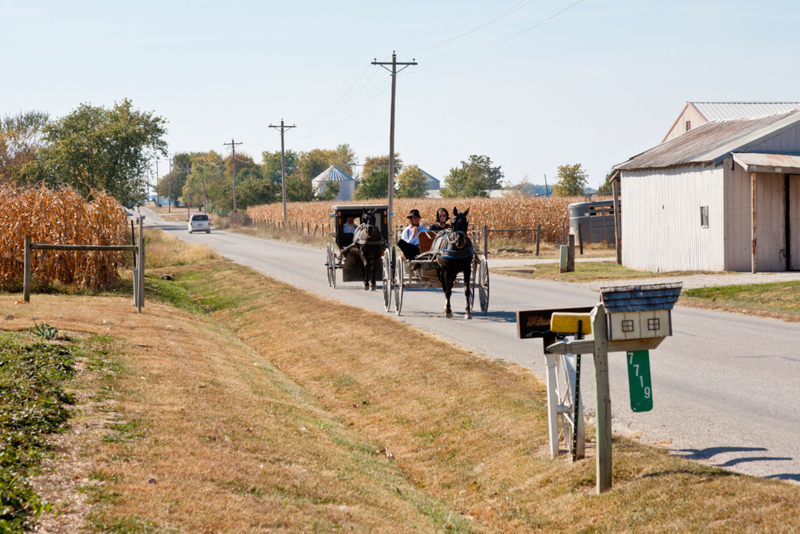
693, 102, 800, 121
615, 110, 800, 171
419, 169, 439, 184
600, 283, 682, 313
311, 165, 355, 184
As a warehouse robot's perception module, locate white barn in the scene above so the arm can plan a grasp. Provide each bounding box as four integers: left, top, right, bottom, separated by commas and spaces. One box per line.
311, 166, 356, 201
612, 110, 800, 273
662, 102, 800, 143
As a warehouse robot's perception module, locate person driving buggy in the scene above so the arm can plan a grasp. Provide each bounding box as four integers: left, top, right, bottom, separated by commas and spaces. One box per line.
397, 209, 428, 261
428, 207, 451, 232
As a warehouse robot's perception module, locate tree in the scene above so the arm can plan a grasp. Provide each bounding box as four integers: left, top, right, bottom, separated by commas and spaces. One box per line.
156, 152, 193, 205
395, 164, 429, 198
184, 151, 226, 209
0, 110, 49, 184
440, 155, 503, 198
362, 154, 401, 178
315, 180, 340, 201
354, 169, 389, 200
552, 164, 588, 197
262, 149, 299, 187
597, 171, 614, 195
34, 99, 167, 207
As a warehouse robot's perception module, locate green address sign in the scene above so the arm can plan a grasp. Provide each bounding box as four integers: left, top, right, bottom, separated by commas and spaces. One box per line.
626, 350, 653, 412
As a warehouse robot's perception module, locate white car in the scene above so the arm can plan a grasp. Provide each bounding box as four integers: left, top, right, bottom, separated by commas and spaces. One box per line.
188, 213, 211, 234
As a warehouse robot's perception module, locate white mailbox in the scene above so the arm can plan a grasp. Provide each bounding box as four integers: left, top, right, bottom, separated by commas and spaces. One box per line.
600, 283, 682, 341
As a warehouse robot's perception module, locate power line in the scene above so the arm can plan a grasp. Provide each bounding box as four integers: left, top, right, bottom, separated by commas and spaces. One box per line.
411, 0, 588, 73
403, 0, 538, 55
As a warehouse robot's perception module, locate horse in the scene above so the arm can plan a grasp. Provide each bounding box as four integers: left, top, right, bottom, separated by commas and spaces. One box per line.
431, 207, 473, 319
351, 209, 385, 291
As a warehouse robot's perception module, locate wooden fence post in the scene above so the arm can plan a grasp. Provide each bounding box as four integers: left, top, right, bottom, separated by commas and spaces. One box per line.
578, 224, 584, 255
535, 224, 541, 256
591, 304, 612, 493
23, 235, 31, 303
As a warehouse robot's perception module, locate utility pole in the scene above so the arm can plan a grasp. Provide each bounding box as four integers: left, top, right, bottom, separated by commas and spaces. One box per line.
372, 51, 416, 239
168, 156, 173, 213
154, 158, 160, 207
187, 166, 191, 220
223, 139, 243, 213
201, 164, 207, 213
269, 119, 296, 222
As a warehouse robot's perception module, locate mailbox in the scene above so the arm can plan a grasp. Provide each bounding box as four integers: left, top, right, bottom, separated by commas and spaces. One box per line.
600, 283, 682, 341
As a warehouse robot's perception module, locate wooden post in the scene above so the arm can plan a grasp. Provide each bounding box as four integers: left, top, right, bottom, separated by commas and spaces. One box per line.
138, 216, 145, 313
544, 352, 560, 459
483, 225, 488, 259
535, 224, 541, 256
567, 234, 575, 272
591, 303, 612, 493
23, 235, 31, 303
612, 176, 622, 265
751, 171, 757, 274
578, 223, 584, 255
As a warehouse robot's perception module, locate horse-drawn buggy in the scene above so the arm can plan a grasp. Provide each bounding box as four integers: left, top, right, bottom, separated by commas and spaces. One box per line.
383, 207, 490, 319
325, 204, 390, 292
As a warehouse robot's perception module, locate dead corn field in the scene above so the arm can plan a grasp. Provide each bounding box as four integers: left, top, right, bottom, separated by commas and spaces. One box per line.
247, 196, 584, 243
0, 185, 128, 290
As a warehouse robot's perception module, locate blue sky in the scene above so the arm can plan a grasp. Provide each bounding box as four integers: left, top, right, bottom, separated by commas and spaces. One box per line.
3, 0, 800, 188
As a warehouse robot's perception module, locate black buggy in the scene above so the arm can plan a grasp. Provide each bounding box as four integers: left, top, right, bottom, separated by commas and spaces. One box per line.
325, 205, 392, 300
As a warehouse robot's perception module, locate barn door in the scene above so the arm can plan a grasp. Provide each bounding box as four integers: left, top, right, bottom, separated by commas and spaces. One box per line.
790, 175, 800, 271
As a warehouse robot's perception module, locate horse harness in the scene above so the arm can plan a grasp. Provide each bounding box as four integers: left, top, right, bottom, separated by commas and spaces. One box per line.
430, 229, 473, 261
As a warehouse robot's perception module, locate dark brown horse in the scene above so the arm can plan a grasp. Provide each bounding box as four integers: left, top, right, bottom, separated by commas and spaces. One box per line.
432, 207, 473, 319
352, 209, 385, 291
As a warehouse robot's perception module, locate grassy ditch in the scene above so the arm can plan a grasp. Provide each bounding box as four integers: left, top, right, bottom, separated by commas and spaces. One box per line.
683, 281, 800, 322
496, 261, 710, 282
2, 229, 799, 532
0, 332, 77, 532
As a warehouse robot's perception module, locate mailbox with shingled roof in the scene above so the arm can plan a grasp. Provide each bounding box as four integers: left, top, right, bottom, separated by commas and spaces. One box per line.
601, 282, 682, 344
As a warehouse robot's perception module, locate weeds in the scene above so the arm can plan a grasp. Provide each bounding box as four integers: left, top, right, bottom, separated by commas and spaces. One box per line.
30, 320, 58, 341
0, 335, 77, 532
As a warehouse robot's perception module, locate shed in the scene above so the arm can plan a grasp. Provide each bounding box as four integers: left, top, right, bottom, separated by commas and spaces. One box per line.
613, 110, 800, 273
311, 166, 356, 201
663, 102, 800, 143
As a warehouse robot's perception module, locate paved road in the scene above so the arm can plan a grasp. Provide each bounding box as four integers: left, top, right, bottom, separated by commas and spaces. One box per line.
140, 208, 800, 483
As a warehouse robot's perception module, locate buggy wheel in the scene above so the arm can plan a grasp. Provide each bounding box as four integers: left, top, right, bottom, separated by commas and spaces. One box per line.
326, 244, 333, 287
394, 255, 404, 316
329, 245, 337, 289
479, 256, 490, 315
382, 249, 392, 312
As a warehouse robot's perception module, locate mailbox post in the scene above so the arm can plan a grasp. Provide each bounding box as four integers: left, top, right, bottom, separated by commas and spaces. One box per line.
517, 282, 682, 494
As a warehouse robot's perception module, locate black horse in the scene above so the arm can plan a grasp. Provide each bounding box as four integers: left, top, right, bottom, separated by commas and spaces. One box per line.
351, 209, 385, 291
432, 207, 473, 319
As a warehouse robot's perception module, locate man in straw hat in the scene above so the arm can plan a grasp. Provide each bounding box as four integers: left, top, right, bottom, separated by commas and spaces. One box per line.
397, 208, 428, 261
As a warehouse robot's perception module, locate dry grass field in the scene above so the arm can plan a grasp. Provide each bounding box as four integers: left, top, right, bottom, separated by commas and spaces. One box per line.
2, 230, 799, 532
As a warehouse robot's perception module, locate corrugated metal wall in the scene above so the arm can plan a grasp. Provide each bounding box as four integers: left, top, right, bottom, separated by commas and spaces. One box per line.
724, 162, 800, 272
621, 165, 725, 272
741, 124, 800, 152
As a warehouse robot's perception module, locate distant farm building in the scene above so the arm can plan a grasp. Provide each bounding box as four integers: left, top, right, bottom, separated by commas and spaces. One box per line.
311, 166, 356, 201
662, 102, 800, 143
613, 109, 800, 273
420, 169, 440, 191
